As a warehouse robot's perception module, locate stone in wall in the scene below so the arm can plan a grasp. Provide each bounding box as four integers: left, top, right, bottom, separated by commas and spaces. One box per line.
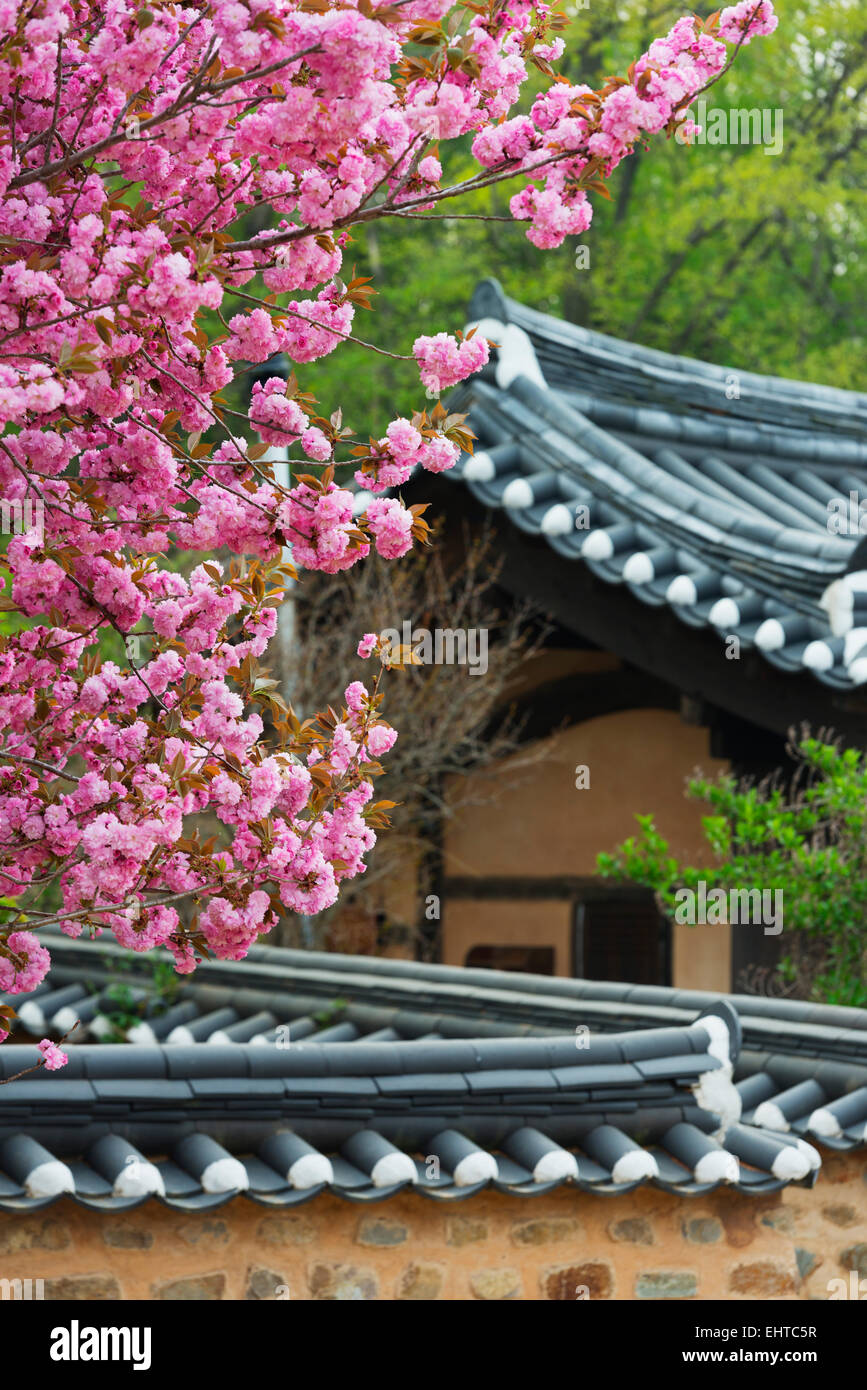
246, 1267, 288, 1300
0, 1218, 70, 1253
542, 1262, 613, 1300
256, 1214, 317, 1246
511, 1217, 581, 1247
45, 1274, 121, 1300
609, 1217, 654, 1245
635, 1272, 697, 1299
397, 1263, 445, 1299
682, 1217, 722, 1245
729, 1261, 798, 1297
840, 1244, 867, 1278
356, 1216, 408, 1247
822, 1204, 858, 1228
309, 1263, 378, 1300
174, 1218, 231, 1248
103, 1224, 153, 1250
446, 1216, 487, 1247
154, 1272, 226, 1300
470, 1268, 523, 1300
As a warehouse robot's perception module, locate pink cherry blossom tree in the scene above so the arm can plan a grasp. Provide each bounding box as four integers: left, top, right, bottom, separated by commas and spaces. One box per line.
0, 0, 777, 1060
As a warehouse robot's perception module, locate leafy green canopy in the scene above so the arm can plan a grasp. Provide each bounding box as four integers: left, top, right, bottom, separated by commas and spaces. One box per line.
297, 0, 865, 441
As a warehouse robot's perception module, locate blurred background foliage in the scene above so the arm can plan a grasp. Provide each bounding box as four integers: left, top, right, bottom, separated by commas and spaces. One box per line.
244, 0, 866, 444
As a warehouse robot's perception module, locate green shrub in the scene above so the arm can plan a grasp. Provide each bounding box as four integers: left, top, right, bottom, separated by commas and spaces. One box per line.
598, 737, 867, 1007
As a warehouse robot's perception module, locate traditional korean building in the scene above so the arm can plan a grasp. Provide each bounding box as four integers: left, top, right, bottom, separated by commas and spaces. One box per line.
373, 281, 867, 994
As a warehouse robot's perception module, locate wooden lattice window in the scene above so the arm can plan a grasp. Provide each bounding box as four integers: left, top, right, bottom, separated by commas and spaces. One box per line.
464, 945, 556, 975
573, 890, 670, 985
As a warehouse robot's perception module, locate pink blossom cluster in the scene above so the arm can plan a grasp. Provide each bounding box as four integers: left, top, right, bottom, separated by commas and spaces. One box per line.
468, 6, 777, 248
278, 482, 369, 573
718, 1, 778, 45
365, 498, 415, 560
249, 379, 331, 458
38, 1038, 68, 1070
0, 0, 774, 1016
413, 333, 491, 396
355, 418, 460, 492
0, 931, 51, 994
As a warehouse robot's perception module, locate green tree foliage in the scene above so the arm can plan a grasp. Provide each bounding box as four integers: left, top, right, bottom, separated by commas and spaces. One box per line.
292, 0, 865, 442
598, 738, 867, 1007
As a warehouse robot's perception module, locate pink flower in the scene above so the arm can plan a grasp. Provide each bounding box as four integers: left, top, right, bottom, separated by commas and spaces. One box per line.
365, 497, 414, 559
418, 434, 459, 474
366, 723, 397, 757
357, 633, 378, 659
38, 1038, 68, 1070
0, 931, 51, 994
718, 0, 778, 45
413, 332, 490, 395
345, 681, 367, 711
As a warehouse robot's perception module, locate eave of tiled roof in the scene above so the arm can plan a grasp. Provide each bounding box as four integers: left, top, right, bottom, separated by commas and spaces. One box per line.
417, 280, 867, 689
0, 938, 865, 1211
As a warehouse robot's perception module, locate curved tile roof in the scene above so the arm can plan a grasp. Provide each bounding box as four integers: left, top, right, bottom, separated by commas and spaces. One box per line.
434, 280, 867, 688
0, 938, 864, 1211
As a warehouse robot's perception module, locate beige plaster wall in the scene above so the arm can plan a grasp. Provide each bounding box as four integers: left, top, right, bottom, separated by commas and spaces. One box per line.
443, 708, 731, 990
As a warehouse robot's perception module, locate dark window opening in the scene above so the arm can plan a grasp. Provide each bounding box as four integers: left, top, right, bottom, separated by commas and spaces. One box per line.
574, 890, 670, 986
464, 945, 556, 975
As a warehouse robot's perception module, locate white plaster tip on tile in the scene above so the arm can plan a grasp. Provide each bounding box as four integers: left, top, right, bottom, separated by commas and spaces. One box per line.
694, 1150, 740, 1185
369, 1152, 419, 1188
611, 1150, 658, 1184
844, 627, 867, 661
666, 575, 698, 605
821, 578, 855, 636
462, 450, 496, 482
88, 1015, 114, 1040
492, 323, 548, 391
200, 1157, 250, 1193
288, 1153, 334, 1190
796, 1138, 822, 1171
753, 1100, 788, 1132
452, 1150, 499, 1186
464, 316, 505, 345
249, 1033, 270, 1046
770, 1146, 810, 1181
533, 1149, 579, 1184
16, 1000, 45, 1033
126, 1021, 158, 1046
709, 596, 740, 628
847, 655, 867, 686
692, 1068, 742, 1130
206, 1030, 233, 1046
541, 503, 574, 536
803, 639, 834, 672
622, 552, 654, 584
695, 1015, 731, 1068
167, 1025, 195, 1046
502, 477, 534, 509
755, 617, 786, 652
581, 530, 614, 561
807, 1106, 843, 1140
26, 1160, 75, 1199
51, 1006, 80, 1034
114, 1159, 166, 1198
